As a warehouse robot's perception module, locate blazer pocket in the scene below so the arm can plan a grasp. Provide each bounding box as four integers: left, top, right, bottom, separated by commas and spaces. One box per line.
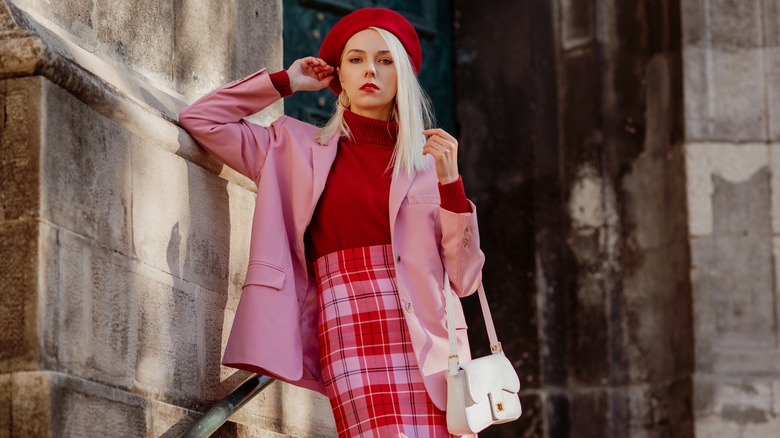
244, 261, 287, 290
407, 194, 441, 205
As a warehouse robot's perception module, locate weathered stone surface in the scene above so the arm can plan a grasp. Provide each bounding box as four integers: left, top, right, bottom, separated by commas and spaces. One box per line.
685, 143, 768, 236
707, 49, 768, 141
148, 399, 199, 438
228, 381, 336, 438
50, 372, 147, 437
681, 0, 772, 142
0, 221, 38, 373
0, 78, 41, 375
0, 374, 9, 438
131, 138, 253, 296
39, 226, 140, 388
695, 376, 780, 437
41, 78, 132, 253
768, 48, 780, 141
1, 76, 41, 222
10, 0, 283, 98
707, 0, 763, 50
9, 372, 51, 437
696, 169, 774, 349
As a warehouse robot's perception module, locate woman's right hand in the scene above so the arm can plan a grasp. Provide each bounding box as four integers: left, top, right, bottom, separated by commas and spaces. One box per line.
287, 57, 334, 93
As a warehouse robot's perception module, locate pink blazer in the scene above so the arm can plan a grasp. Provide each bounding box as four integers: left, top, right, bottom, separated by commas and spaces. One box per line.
179, 69, 485, 410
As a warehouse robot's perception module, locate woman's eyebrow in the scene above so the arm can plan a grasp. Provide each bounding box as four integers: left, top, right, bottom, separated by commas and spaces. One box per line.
345, 49, 392, 56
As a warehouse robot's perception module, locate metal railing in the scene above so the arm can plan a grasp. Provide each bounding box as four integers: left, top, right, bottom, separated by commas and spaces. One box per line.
181, 374, 275, 438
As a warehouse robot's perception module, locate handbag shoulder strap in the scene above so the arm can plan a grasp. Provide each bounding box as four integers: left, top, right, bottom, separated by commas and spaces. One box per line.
444, 273, 503, 377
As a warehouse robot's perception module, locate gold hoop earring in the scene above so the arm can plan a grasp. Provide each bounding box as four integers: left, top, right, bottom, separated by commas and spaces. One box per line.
339, 92, 351, 108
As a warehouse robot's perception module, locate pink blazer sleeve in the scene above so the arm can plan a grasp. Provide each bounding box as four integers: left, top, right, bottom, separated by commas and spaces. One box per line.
440, 202, 485, 298
178, 69, 285, 183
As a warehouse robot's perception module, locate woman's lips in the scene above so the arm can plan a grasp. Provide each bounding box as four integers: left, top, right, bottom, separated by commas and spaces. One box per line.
360, 83, 379, 91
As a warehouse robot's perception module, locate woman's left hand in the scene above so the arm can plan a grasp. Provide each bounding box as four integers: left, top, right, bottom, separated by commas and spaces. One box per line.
422, 128, 460, 184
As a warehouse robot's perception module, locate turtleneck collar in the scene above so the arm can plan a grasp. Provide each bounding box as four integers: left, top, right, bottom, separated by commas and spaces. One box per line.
343, 110, 398, 147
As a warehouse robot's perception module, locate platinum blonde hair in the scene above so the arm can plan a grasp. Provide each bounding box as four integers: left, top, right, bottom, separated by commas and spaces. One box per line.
317, 27, 434, 177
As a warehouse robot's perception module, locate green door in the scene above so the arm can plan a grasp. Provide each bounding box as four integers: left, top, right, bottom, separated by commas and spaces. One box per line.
283, 0, 454, 133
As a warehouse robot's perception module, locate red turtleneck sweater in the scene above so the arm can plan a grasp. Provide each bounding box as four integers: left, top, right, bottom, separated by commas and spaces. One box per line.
270, 71, 470, 260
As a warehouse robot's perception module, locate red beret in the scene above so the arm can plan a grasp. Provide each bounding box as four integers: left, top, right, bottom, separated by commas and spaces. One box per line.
319, 8, 422, 95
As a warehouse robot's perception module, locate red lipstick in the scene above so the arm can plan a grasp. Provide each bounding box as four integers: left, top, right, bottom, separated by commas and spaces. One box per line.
360, 82, 379, 91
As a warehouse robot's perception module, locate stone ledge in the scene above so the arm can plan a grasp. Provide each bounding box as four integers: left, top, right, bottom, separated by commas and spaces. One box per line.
0, 0, 264, 194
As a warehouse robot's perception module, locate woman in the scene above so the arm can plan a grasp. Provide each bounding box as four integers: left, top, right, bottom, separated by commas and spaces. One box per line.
179, 8, 484, 437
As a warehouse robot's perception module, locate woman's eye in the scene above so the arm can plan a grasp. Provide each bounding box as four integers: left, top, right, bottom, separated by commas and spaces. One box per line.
380, 58, 394, 65
349, 57, 362, 64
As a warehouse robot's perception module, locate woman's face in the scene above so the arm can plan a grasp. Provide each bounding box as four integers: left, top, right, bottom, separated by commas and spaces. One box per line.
338, 29, 398, 120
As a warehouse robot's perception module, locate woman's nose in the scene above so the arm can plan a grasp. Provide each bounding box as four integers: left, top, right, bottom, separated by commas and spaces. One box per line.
364, 61, 376, 76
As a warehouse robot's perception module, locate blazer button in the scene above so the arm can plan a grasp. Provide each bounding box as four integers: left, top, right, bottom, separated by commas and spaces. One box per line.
405, 302, 413, 313
395, 254, 401, 263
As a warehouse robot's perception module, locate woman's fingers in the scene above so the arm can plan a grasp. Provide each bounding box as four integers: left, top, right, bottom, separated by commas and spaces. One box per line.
289, 57, 335, 92
422, 129, 460, 184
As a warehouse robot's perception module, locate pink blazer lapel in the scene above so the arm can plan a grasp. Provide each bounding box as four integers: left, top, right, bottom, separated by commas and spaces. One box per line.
389, 169, 415, 236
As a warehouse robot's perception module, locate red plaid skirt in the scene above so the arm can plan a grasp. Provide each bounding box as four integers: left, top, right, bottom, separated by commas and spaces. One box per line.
315, 244, 456, 438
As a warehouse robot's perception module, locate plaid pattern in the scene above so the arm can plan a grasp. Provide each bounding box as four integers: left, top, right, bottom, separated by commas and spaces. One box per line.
315, 244, 455, 438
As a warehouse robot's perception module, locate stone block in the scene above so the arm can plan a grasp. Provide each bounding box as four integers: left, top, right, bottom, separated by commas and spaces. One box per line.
685, 143, 768, 236
41, 78, 132, 253
683, 46, 709, 140
707, 0, 763, 50
697, 414, 780, 438
691, 235, 717, 370
49, 372, 147, 437
200, 290, 236, 401
770, 145, 780, 232
694, 233, 774, 348
694, 375, 780, 432
94, 0, 175, 78
705, 168, 774, 348
707, 49, 768, 141
131, 139, 251, 295
135, 273, 199, 405
767, 49, 780, 141
10, 372, 51, 437
0, 221, 39, 372
39, 226, 140, 389
1, 77, 41, 222
712, 167, 771, 235
712, 349, 780, 375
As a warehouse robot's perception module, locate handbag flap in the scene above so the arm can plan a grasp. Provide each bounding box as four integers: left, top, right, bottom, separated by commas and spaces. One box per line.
460, 353, 520, 403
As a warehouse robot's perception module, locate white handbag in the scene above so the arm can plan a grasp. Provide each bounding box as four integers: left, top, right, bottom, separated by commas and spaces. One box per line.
444, 273, 522, 435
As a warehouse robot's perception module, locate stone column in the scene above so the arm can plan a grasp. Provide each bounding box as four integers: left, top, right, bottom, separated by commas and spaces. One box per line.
455, 0, 693, 435
683, 0, 780, 435
0, 0, 336, 435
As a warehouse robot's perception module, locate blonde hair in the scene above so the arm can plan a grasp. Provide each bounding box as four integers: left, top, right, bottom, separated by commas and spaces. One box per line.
317, 27, 434, 177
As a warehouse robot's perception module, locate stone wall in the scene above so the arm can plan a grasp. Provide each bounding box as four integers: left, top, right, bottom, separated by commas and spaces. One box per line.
683, 0, 780, 436
0, 0, 336, 436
